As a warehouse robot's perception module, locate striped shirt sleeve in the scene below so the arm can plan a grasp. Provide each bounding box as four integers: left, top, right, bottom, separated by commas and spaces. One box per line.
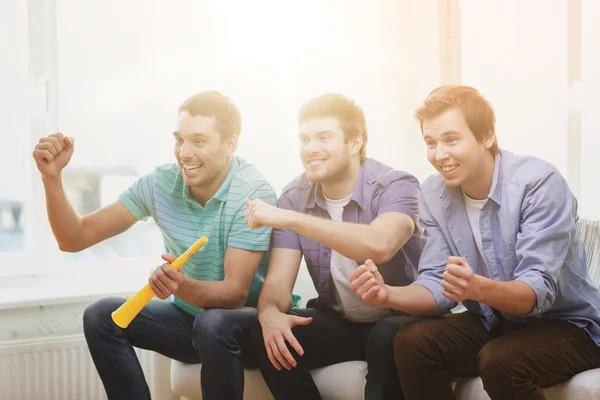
228, 181, 277, 251
117, 172, 154, 221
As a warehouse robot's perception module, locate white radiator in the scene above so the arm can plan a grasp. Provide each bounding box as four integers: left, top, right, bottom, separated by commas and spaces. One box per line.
0, 334, 177, 400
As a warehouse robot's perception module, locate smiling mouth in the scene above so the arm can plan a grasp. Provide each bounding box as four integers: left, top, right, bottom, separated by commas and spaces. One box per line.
440, 165, 458, 173
307, 159, 326, 167
182, 163, 202, 172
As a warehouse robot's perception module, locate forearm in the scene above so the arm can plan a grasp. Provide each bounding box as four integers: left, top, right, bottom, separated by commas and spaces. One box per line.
42, 175, 85, 251
257, 282, 293, 316
385, 284, 438, 316
284, 212, 399, 263
176, 277, 249, 309
475, 278, 536, 316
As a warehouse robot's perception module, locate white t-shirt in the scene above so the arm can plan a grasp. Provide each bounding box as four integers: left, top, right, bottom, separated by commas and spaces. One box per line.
324, 193, 392, 323
462, 191, 489, 277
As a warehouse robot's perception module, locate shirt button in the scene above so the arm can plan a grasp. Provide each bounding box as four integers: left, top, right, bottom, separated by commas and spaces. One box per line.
323, 252, 328, 257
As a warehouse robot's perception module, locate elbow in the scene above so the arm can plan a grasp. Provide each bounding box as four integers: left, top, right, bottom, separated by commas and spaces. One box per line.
369, 242, 397, 264
57, 240, 83, 253
230, 289, 249, 309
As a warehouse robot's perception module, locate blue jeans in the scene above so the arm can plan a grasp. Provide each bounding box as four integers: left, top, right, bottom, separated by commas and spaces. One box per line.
83, 296, 258, 400
251, 304, 423, 400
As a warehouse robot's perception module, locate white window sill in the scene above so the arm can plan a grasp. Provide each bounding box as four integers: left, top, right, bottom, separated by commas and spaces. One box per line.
0, 256, 157, 310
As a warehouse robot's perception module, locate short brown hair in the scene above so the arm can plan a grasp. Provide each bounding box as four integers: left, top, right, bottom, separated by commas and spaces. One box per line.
178, 91, 242, 141
415, 85, 498, 155
298, 93, 368, 162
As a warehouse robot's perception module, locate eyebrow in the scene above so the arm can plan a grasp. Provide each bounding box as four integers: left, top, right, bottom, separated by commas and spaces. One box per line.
299, 130, 334, 137
173, 132, 210, 139
423, 130, 460, 140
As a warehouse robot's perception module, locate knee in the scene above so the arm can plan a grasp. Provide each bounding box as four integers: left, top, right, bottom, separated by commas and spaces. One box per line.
393, 319, 438, 369
368, 317, 409, 354
478, 340, 531, 383
83, 297, 125, 338
192, 308, 256, 350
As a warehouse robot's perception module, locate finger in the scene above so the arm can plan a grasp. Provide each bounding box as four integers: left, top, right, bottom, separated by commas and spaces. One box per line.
36, 142, 58, 157
275, 334, 297, 368
372, 269, 385, 284
349, 264, 368, 281
161, 253, 177, 263
291, 316, 313, 326
64, 136, 75, 147
265, 341, 282, 371
39, 137, 62, 154
441, 279, 461, 297
350, 271, 374, 291
362, 285, 381, 303
270, 336, 292, 370
151, 272, 171, 297
365, 259, 378, 272
446, 263, 471, 279
448, 256, 468, 266
160, 263, 183, 285
283, 331, 304, 357
442, 270, 467, 289
33, 149, 54, 162
148, 276, 168, 299
442, 289, 460, 302
356, 278, 378, 297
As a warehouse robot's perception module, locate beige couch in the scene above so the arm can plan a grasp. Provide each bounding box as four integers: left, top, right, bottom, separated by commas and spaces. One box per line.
171, 218, 600, 400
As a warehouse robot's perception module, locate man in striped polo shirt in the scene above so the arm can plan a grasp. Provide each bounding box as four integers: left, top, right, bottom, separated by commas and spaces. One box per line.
32, 91, 280, 400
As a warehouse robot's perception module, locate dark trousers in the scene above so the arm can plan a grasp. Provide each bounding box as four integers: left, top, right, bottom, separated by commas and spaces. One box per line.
251, 303, 422, 400
393, 311, 600, 400
83, 297, 258, 400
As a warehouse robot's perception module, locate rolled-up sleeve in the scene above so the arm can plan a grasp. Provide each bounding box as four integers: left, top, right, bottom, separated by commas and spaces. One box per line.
375, 173, 420, 222
513, 170, 574, 318
272, 193, 301, 250
412, 194, 457, 315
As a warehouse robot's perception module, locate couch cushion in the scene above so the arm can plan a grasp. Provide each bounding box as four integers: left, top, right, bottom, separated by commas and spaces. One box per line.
454, 368, 600, 400
170, 360, 367, 400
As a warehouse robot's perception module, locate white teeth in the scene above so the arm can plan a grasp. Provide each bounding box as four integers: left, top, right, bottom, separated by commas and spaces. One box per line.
183, 164, 201, 171
441, 165, 457, 173
308, 160, 325, 166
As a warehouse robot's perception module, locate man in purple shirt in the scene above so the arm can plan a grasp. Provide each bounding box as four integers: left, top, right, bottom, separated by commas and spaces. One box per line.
244, 93, 423, 400
351, 85, 600, 400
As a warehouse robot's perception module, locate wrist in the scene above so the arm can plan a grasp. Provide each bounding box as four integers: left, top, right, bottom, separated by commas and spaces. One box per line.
259, 306, 280, 322
41, 173, 62, 187
471, 275, 488, 303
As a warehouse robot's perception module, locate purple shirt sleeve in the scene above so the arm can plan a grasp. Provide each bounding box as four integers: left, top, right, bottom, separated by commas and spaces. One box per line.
272, 193, 301, 250
375, 174, 420, 221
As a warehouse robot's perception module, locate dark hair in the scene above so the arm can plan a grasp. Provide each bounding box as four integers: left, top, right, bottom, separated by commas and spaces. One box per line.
415, 85, 498, 155
298, 93, 368, 162
178, 91, 242, 141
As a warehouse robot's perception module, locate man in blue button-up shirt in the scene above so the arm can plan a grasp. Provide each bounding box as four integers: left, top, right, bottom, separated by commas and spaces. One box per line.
351, 85, 600, 400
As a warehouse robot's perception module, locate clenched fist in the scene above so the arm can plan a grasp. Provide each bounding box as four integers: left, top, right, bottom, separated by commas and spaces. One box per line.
32, 132, 75, 178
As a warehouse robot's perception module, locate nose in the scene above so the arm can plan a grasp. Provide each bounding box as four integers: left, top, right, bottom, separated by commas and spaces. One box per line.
434, 144, 449, 162
179, 141, 193, 160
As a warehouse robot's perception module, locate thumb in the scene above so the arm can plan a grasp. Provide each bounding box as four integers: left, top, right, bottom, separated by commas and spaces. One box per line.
161, 253, 177, 263
292, 316, 313, 326
64, 136, 75, 147
373, 268, 385, 283
365, 259, 378, 272
448, 256, 467, 267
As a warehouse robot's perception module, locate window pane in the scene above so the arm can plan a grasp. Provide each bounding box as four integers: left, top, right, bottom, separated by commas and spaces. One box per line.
0, 0, 28, 254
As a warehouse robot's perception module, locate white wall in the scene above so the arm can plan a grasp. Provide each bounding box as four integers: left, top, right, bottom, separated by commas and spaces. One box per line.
55, 0, 440, 193
461, 0, 569, 176
581, 0, 600, 219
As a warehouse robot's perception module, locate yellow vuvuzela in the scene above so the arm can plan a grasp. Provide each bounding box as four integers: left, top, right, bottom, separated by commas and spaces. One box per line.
112, 236, 208, 328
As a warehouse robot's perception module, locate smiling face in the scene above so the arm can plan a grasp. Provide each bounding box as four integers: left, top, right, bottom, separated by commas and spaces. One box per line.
298, 117, 361, 185
173, 111, 236, 202
423, 107, 495, 197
